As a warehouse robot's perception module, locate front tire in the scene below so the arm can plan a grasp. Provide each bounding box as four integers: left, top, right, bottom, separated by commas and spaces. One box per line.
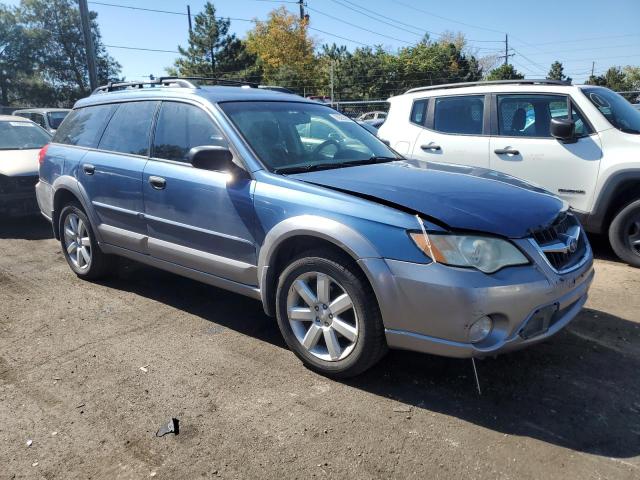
275, 250, 387, 378
609, 199, 640, 268
59, 202, 111, 279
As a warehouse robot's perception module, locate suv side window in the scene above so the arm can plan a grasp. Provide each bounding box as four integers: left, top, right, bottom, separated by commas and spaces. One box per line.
410, 99, 428, 125
33, 113, 46, 129
54, 104, 117, 148
98, 101, 159, 156
152, 102, 226, 163
497, 94, 592, 138
433, 95, 484, 135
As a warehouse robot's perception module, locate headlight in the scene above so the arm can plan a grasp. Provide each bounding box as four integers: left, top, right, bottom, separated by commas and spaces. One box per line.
409, 231, 529, 273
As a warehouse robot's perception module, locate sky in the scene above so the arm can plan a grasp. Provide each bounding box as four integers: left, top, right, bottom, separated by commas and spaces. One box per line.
6, 0, 640, 88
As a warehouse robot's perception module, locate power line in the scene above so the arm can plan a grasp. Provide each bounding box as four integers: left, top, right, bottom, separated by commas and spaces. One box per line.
89, 1, 187, 16
327, 0, 427, 37
104, 44, 179, 53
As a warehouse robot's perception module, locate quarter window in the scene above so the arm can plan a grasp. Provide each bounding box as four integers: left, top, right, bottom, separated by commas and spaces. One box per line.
53, 104, 116, 148
410, 99, 428, 125
497, 94, 592, 138
433, 95, 484, 135
152, 102, 226, 162
98, 101, 159, 156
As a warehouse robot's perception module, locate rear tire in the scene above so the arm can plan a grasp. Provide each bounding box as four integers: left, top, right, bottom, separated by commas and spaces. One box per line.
59, 202, 112, 279
275, 249, 387, 378
609, 199, 640, 268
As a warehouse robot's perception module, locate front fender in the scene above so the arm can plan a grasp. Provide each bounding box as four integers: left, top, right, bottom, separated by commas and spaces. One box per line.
257, 215, 381, 313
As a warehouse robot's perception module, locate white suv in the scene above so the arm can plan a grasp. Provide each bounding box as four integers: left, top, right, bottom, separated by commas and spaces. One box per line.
378, 80, 640, 266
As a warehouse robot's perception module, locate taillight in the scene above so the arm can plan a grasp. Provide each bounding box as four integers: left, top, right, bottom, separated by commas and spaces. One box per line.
38, 144, 49, 165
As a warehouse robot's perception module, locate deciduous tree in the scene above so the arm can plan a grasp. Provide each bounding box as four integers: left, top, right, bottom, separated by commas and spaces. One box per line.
487, 64, 524, 81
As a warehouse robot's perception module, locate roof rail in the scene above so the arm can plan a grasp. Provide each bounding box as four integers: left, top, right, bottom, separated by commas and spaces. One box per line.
92, 76, 259, 95
405, 79, 572, 95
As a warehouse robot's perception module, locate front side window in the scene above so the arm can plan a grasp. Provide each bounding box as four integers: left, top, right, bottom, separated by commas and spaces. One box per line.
53, 104, 116, 148
0, 120, 51, 150
582, 87, 640, 134
98, 101, 158, 156
152, 102, 227, 162
220, 101, 398, 172
497, 94, 592, 138
433, 95, 484, 135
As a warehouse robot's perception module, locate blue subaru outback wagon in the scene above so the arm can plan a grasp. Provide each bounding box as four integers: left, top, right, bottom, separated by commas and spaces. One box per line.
36, 78, 594, 377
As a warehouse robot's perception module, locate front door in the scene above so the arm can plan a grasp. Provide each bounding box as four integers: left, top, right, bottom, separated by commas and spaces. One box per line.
489, 94, 602, 213
143, 101, 258, 285
411, 94, 490, 168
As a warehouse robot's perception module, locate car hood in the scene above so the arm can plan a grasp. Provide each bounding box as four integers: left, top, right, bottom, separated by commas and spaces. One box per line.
290, 159, 564, 238
0, 149, 39, 177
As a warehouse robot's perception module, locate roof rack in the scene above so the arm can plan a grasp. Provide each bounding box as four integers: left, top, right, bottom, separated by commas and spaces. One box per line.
92, 76, 259, 95
405, 79, 572, 95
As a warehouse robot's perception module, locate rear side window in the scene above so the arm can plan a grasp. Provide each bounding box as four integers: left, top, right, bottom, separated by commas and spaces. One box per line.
434, 95, 484, 135
410, 99, 428, 125
152, 102, 226, 163
98, 101, 159, 156
53, 104, 116, 148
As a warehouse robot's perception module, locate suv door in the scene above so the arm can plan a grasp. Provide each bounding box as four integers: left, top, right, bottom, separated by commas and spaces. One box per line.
489, 94, 602, 212
143, 101, 257, 285
79, 101, 158, 253
411, 94, 490, 167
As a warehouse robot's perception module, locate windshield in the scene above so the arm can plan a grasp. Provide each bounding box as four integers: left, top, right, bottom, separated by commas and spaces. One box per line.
582, 87, 640, 134
220, 101, 399, 172
0, 120, 51, 150
47, 111, 69, 130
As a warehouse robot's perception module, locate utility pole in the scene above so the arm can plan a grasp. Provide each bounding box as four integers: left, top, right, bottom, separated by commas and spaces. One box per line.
78, 0, 98, 91
591, 61, 595, 78
298, 0, 305, 20
187, 5, 192, 33
504, 34, 508, 65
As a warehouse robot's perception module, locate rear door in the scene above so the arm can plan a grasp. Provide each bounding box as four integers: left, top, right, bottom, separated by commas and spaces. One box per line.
142, 101, 257, 285
489, 94, 602, 212
411, 94, 490, 167
79, 101, 158, 253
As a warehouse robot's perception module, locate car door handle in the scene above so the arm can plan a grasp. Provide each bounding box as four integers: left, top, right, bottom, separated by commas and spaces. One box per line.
494, 148, 520, 155
82, 163, 95, 175
149, 176, 166, 190
420, 143, 441, 151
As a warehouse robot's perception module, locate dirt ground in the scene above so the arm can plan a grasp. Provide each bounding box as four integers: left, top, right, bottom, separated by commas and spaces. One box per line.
1, 215, 639, 480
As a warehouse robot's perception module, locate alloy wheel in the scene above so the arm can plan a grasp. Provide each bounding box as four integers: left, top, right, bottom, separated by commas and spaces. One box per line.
627, 218, 640, 256
63, 213, 92, 271
286, 271, 359, 362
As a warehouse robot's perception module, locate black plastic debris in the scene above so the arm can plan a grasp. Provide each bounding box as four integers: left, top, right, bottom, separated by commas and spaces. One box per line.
156, 418, 179, 437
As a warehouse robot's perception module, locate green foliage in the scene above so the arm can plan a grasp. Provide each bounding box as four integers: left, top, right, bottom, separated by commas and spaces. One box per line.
0, 0, 120, 107
171, 2, 258, 81
487, 64, 524, 81
547, 61, 571, 83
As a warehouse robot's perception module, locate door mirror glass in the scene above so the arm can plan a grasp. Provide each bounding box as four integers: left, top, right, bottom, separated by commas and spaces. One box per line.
187, 145, 240, 174
550, 118, 576, 142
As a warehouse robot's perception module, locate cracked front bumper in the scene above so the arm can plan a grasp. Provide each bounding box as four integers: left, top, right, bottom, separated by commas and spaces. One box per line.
360, 238, 594, 358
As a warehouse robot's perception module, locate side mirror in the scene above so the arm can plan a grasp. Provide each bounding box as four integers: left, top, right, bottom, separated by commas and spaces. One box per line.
550, 118, 576, 143
187, 146, 246, 178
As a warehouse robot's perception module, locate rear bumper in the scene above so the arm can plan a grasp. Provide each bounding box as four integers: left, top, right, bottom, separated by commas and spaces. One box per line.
361, 238, 594, 358
35, 180, 54, 222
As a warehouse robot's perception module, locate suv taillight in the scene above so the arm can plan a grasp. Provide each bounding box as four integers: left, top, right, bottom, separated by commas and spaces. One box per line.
38, 144, 49, 165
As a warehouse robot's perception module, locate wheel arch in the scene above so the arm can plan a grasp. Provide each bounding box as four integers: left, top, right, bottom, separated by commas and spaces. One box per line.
51, 177, 99, 241
585, 170, 640, 234
257, 216, 381, 317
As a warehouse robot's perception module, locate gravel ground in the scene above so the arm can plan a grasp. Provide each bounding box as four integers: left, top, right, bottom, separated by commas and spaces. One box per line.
1, 215, 639, 480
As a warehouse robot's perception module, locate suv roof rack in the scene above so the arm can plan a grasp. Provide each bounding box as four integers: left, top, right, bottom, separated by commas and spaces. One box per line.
405, 79, 572, 95
92, 76, 259, 95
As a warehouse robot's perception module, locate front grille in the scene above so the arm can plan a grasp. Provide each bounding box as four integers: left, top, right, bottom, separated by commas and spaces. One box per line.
0, 175, 38, 195
531, 212, 587, 273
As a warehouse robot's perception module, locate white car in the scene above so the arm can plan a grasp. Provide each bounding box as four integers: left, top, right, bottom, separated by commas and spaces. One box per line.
379, 80, 640, 266
0, 115, 52, 217
12, 108, 71, 134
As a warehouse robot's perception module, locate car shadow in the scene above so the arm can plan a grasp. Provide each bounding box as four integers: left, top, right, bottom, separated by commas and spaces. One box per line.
0, 215, 53, 240
98, 262, 640, 459
587, 232, 624, 263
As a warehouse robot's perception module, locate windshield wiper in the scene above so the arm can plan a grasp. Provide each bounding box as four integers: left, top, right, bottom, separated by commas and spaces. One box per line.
274, 156, 398, 174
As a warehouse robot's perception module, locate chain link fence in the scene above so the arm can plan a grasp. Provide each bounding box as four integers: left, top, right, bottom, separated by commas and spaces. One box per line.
332, 100, 389, 120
